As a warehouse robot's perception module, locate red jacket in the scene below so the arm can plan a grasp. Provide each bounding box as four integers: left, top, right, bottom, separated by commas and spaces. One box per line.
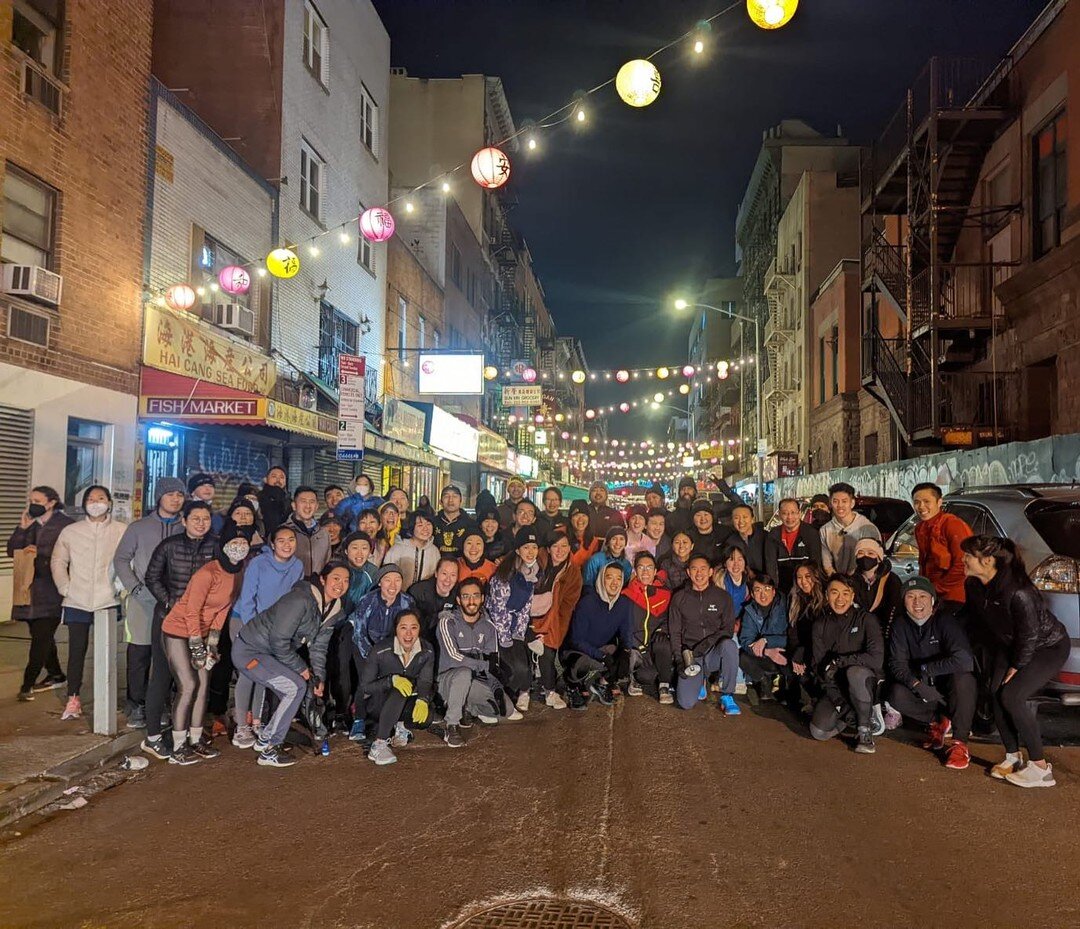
914, 512, 972, 603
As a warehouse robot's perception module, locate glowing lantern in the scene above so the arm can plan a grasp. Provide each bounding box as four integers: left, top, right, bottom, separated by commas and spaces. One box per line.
218, 266, 250, 295
483, 365, 499, 381
585, 409, 596, 420
522, 367, 537, 383
615, 59, 662, 108
561, 431, 570, 440
718, 361, 730, 379
266, 248, 300, 279
359, 207, 396, 243
619, 402, 630, 413
615, 369, 629, 383
679, 384, 690, 395
471, 147, 511, 189
682, 364, 695, 377
165, 284, 196, 312
747, 0, 798, 30
657, 367, 670, 379
653, 392, 665, 403
571, 369, 586, 384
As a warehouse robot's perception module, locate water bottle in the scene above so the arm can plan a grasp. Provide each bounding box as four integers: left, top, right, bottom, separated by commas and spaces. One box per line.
320, 738, 330, 756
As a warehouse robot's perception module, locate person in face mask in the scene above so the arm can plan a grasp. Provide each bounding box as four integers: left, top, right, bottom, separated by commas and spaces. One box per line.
808, 494, 832, 530
852, 537, 903, 639
159, 531, 249, 764
336, 474, 385, 533
887, 576, 977, 772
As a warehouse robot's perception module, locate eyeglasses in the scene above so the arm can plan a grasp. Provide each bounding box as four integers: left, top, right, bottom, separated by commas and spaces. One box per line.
459, 593, 484, 602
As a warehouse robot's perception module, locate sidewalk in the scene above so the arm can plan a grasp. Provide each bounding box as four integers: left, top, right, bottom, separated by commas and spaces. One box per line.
0, 622, 140, 828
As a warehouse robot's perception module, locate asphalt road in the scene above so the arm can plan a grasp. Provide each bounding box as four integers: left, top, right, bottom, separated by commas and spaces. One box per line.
1, 695, 1078, 929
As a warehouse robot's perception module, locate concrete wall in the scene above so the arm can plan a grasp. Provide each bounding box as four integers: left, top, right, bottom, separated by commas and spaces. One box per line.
384, 234, 445, 401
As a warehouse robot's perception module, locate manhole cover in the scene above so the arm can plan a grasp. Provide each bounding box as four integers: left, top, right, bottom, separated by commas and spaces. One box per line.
450, 898, 632, 929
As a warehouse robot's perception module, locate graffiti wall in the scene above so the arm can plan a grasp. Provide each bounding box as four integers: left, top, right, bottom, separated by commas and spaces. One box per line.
777, 433, 1080, 501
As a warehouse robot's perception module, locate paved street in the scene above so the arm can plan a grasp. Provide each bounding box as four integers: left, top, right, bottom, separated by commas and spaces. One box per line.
2, 694, 1078, 929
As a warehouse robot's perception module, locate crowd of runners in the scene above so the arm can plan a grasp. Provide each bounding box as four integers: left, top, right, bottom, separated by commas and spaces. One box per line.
7, 468, 1069, 787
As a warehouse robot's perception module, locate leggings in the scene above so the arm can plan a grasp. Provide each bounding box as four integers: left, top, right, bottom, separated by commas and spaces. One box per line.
496, 641, 531, 697
22, 615, 63, 691
536, 645, 559, 692
206, 625, 233, 716
145, 608, 172, 738
66, 622, 92, 699
163, 634, 210, 734
990, 638, 1069, 762
230, 616, 265, 729
366, 688, 433, 742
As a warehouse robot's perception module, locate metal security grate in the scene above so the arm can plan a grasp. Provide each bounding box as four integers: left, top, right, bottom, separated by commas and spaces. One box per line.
450, 898, 633, 929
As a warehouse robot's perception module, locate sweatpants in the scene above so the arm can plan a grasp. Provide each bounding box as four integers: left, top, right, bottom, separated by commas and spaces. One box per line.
21, 615, 63, 691
989, 638, 1069, 762
163, 634, 210, 735
230, 617, 265, 730
231, 639, 306, 748
675, 638, 738, 709
632, 634, 675, 688
145, 608, 172, 738
496, 640, 531, 697
887, 671, 977, 742
65, 622, 92, 699
365, 688, 433, 741
810, 665, 876, 739
439, 667, 499, 726
126, 643, 152, 714
739, 650, 792, 686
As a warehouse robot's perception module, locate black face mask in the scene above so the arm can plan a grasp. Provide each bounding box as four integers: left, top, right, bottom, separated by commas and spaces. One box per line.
27, 503, 47, 518
856, 556, 880, 572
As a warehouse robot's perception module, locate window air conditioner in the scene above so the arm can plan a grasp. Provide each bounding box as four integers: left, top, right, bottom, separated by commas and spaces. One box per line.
2, 264, 63, 306
213, 302, 255, 336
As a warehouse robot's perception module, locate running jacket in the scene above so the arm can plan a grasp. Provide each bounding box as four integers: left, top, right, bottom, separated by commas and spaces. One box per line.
437, 607, 499, 674
811, 606, 884, 677
567, 571, 635, 660
888, 607, 974, 688
621, 577, 671, 649
360, 635, 435, 701
667, 584, 737, 657
964, 572, 1068, 669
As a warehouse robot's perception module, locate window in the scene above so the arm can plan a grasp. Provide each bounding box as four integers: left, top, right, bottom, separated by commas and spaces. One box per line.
299, 140, 323, 221
360, 85, 377, 155
194, 232, 254, 315
12, 0, 58, 73
65, 418, 106, 507
398, 297, 407, 363
418, 315, 426, 350
303, 1, 328, 87
358, 233, 373, 273
449, 244, 462, 288
2, 163, 56, 268
818, 337, 826, 404
1033, 111, 1067, 258
318, 301, 358, 387
433, 328, 440, 350
830, 325, 839, 397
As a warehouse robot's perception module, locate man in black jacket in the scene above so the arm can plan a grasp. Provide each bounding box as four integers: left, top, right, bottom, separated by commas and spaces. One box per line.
535, 486, 570, 544
687, 499, 725, 566
725, 503, 780, 581
586, 482, 625, 537
408, 556, 460, 644
888, 576, 977, 770
668, 476, 699, 536
769, 497, 823, 594
432, 485, 477, 556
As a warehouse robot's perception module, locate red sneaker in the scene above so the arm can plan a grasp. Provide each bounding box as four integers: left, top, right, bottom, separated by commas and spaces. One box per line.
922, 716, 952, 751
210, 718, 228, 738
944, 741, 970, 770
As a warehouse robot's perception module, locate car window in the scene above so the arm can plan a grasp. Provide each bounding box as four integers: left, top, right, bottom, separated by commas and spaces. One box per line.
1026, 501, 1080, 558
947, 503, 1001, 538
889, 516, 919, 559
856, 500, 914, 537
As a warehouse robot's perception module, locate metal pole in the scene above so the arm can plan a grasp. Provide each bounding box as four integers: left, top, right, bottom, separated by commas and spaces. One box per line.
93, 607, 118, 735
754, 320, 764, 523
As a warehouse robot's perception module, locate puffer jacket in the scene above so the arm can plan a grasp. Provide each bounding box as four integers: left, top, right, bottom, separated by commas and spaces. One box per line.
359, 635, 435, 702
964, 572, 1068, 670
50, 517, 127, 612
7, 510, 74, 619
237, 579, 343, 682
112, 511, 185, 641
144, 533, 217, 614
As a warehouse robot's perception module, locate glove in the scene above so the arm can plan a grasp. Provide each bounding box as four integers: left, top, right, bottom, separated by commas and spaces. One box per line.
391, 674, 414, 697
682, 649, 695, 669
206, 628, 222, 662
411, 698, 429, 725
526, 637, 545, 657
913, 681, 943, 703
599, 643, 618, 656
188, 635, 207, 670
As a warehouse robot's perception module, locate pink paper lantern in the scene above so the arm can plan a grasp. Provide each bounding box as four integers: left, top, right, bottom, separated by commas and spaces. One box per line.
165, 284, 196, 311
585, 409, 596, 420
218, 265, 250, 295
682, 364, 696, 377
522, 367, 537, 383
471, 147, 511, 189
619, 402, 630, 413
615, 369, 629, 383
359, 207, 395, 243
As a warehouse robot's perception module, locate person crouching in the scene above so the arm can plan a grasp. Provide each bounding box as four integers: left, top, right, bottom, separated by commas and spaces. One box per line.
563, 562, 635, 710
738, 574, 791, 706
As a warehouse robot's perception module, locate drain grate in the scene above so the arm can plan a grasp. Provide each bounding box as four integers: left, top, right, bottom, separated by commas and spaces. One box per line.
450, 897, 632, 929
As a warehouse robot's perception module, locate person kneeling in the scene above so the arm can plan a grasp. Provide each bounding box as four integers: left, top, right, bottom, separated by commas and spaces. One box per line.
562, 563, 634, 710
437, 578, 502, 748
738, 574, 791, 706
359, 610, 434, 765
887, 576, 977, 770
810, 574, 884, 754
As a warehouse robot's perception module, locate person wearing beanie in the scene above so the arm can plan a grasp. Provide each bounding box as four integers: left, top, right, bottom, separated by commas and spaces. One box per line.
668, 476, 699, 536
112, 476, 187, 728
567, 499, 601, 571
911, 482, 973, 605
644, 483, 667, 514
433, 484, 478, 557
583, 525, 632, 588
477, 509, 511, 564
624, 504, 654, 563
257, 466, 291, 538
888, 576, 977, 771
852, 536, 902, 637
585, 481, 625, 538
497, 478, 528, 531
819, 482, 881, 576
808, 493, 832, 529
348, 563, 415, 666
687, 498, 725, 566
458, 530, 498, 585
383, 510, 440, 587
187, 472, 224, 535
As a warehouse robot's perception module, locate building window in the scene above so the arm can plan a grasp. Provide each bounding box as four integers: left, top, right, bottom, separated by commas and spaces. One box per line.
360, 85, 377, 155
303, 1, 328, 88
418, 315, 426, 350
449, 243, 462, 288
1033, 110, 1066, 258
12, 0, 58, 73
2, 163, 56, 269
830, 325, 839, 397
195, 232, 254, 305
65, 418, 106, 507
433, 328, 440, 350
318, 301, 358, 387
398, 297, 407, 363
299, 141, 323, 221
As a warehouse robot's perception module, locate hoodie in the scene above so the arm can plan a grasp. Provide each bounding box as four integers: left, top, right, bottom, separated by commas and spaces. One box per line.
567, 569, 636, 659
583, 549, 631, 588
336, 490, 385, 533
819, 513, 881, 576
235, 546, 304, 624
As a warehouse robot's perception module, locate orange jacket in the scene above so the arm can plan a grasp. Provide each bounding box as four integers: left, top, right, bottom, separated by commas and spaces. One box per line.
914, 512, 973, 603
162, 559, 242, 639
531, 559, 584, 650
458, 557, 497, 586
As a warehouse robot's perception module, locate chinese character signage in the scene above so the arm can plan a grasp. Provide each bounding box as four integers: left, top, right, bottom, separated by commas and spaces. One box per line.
502, 385, 542, 407
383, 397, 427, 447
337, 354, 366, 461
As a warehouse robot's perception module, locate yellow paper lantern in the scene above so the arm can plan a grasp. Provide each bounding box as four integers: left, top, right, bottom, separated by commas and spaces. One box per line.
746, 0, 798, 30
483, 365, 499, 381
571, 369, 587, 384
266, 247, 300, 279
615, 59, 661, 108
656, 367, 670, 379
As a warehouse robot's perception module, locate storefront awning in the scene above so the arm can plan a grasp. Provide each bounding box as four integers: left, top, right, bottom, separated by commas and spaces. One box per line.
138, 369, 262, 424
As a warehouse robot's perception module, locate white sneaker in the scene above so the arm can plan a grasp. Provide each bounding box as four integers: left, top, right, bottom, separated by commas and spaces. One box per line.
734, 681, 747, 695
658, 684, 674, 706
544, 691, 567, 710
515, 692, 530, 713
1005, 761, 1055, 788
505, 708, 524, 721
626, 680, 643, 697
368, 739, 397, 765
390, 721, 411, 748
476, 713, 498, 725
870, 704, 886, 737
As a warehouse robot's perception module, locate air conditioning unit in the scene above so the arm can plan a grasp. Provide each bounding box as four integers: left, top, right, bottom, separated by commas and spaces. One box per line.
213, 302, 254, 336
2, 264, 62, 306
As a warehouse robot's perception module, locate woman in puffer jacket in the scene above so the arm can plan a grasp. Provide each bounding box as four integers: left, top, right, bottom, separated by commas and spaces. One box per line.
50, 485, 126, 721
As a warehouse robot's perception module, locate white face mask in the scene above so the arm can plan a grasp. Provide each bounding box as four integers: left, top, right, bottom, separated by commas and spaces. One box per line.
223, 542, 250, 564
85, 501, 110, 518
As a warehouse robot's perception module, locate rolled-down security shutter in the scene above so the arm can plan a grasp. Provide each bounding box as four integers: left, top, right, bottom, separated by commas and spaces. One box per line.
0, 404, 34, 573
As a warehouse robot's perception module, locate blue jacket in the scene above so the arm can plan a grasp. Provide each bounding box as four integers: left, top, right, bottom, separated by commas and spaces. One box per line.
738, 597, 788, 651
567, 571, 635, 660
336, 492, 385, 532
235, 547, 304, 624
342, 562, 378, 619
349, 588, 414, 658
583, 550, 631, 588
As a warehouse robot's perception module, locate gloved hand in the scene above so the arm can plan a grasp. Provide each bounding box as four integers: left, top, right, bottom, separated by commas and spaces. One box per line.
682, 649, 695, 669
411, 698, 429, 725
206, 629, 222, 662
188, 635, 208, 670
526, 637, 545, 657
391, 674, 414, 697
599, 643, 618, 656
913, 680, 943, 703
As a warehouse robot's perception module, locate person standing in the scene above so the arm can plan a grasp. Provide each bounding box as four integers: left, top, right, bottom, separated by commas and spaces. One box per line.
644, 508, 671, 560
478, 508, 511, 563
50, 486, 127, 720
643, 483, 667, 516
725, 503, 780, 581
668, 476, 699, 537
687, 500, 724, 566
486, 527, 541, 717
319, 485, 346, 526
384, 511, 440, 586
819, 483, 881, 576
496, 478, 528, 530
567, 500, 601, 572
529, 533, 582, 708
187, 473, 224, 535
408, 556, 459, 643
8, 486, 74, 702
257, 466, 291, 538
335, 474, 384, 533
585, 482, 625, 538
852, 537, 903, 638
432, 485, 477, 557
658, 530, 694, 592
281, 486, 332, 577
535, 486, 570, 544
769, 497, 823, 595
623, 505, 654, 563
912, 482, 972, 606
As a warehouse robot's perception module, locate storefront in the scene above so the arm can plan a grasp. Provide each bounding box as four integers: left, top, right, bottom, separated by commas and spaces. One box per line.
405, 402, 480, 502
475, 424, 513, 504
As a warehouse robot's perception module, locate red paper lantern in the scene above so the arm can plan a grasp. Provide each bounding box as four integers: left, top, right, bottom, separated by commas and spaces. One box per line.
218, 265, 250, 295
165, 284, 196, 311
471, 147, 511, 189
359, 207, 395, 243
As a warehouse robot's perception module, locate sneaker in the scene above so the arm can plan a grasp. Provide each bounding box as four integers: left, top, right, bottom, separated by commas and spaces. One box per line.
61, 695, 82, 720
17, 688, 34, 702
745, 682, 761, 707
169, 743, 201, 766
190, 737, 221, 760
588, 680, 614, 706
658, 683, 674, 706
32, 673, 66, 693
515, 692, 530, 713
458, 713, 474, 729
141, 736, 172, 761
390, 722, 412, 749
758, 677, 776, 703
232, 726, 256, 749
923, 716, 953, 751
870, 703, 886, 737
734, 680, 748, 695
855, 727, 876, 754
444, 724, 465, 748
125, 707, 146, 730
990, 754, 1022, 780
544, 691, 568, 710
253, 737, 271, 755
1005, 761, 1055, 789
257, 746, 296, 768
348, 719, 366, 742
883, 702, 903, 730
720, 694, 741, 716
698, 682, 708, 701
476, 713, 499, 725
368, 738, 397, 766
944, 741, 970, 771
626, 680, 643, 697
210, 718, 228, 739
568, 690, 589, 711
505, 707, 524, 721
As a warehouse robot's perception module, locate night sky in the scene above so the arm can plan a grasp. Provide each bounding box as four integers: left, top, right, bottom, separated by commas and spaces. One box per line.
374, 0, 1045, 438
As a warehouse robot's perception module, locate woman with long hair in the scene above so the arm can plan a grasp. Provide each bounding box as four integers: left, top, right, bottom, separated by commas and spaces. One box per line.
962, 535, 1069, 788
528, 533, 582, 709
658, 530, 693, 592
486, 527, 541, 718
785, 562, 826, 711
567, 500, 600, 572
713, 545, 751, 618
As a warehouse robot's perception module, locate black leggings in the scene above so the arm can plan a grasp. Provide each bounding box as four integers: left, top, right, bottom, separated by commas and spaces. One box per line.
366, 689, 433, 742
888, 672, 977, 742
990, 638, 1069, 762
496, 641, 531, 697
66, 622, 92, 699
145, 608, 172, 738
22, 615, 63, 691
206, 628, 233, 717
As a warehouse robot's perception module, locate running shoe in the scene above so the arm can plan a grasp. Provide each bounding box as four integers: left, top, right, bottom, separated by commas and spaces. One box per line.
141, 736, 172, 761
17, 688, 34, 702
589, 680, 615, 706
1005, 761, 1055, 788
390, 721, 412, 748
348, 719, 366, 742
855, 727, 877, 754
544, 691, 568, 710
658, 683, 674, 706
257, 746, 296, 768
232, 725, 256, 749
61, 695, 82, 720
368, 739, 397, 766
870, 703, 886, 737
125, 706, 146, 730
883, 702, 903, 730
475, 713, 499, 725
719, 694, 741, 716
458, 713, 474, 729
32, 674, 66, 693
944, 741, 970, 771
190, 738, 221, 760
169, 743, 201, 766
626, 680, 643, 697
515, 692, 530, 713
444, 725, 465, 749
990, 754, 1022, 780
923, 716, 953, 751
505, 707, 524, 721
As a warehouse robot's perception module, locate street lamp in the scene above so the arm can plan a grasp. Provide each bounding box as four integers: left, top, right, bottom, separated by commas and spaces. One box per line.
675, 299, 765, 521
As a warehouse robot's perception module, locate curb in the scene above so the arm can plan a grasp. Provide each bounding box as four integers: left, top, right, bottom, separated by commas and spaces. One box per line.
0, 730, 143, 830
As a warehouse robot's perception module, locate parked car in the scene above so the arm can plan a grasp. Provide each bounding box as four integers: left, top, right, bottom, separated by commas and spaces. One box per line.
886, 484, 1080, 705
765, 495, 913, 544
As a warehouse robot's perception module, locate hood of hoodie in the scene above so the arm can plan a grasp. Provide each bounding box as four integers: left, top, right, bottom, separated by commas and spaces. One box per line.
594, 562, 623, 609
257, 545, 299, 576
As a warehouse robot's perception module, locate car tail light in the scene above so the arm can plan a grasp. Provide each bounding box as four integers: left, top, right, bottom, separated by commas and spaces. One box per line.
1031, 556, 1080, 594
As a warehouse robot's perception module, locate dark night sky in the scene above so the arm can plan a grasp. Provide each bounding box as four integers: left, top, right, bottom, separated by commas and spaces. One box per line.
373, 0, 1045, 437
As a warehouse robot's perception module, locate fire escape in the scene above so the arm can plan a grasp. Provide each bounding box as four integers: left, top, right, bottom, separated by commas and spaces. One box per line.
861, 57, 1015, 448
763, 256, 798, 451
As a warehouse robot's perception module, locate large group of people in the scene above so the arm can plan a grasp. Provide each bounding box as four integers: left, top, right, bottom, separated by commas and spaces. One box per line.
5, 470, 1070, 787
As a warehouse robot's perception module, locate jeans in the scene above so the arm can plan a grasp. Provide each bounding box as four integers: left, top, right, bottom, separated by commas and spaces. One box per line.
888, 672, 977, 742
810, 665, 876, 738
21, 615, 62, 691
439, 667, 498, 726
537, 645, 560, 692
232, 639, 306, 748
676, 637, 738, 709
989, 638, 1069, 762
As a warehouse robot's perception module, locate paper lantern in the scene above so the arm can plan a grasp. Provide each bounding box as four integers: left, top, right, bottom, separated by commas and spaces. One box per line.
682, 364, 696, 377
747, 0, 797, 30
165, 284, 196, 311
483, 365, 499, 381
619, 402, 631, 413
679, 384, 690, 395
522, 367, 537, 383
266, 248, 300, 279
585, 409, 596, 420
615, 369, 630, 383
359, 207, 395, 243
615, 59, 662, 108
571, 369, 586, 384
657, 367, 670, 379
561, 431, 570, 440
653, 392, 665, 403
471, 147, 511, 189
218, 265, 250, 295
